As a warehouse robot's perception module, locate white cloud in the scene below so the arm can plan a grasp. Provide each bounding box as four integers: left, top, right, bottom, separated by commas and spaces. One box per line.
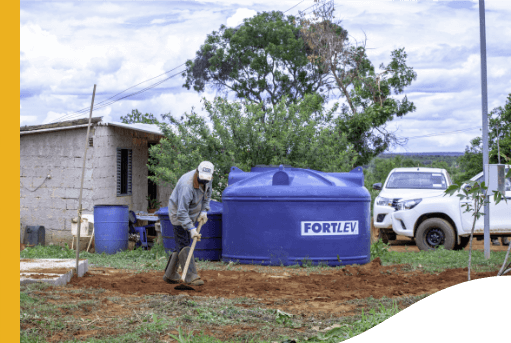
151, 19, 165, 25
20, 116, 38, 125
226, 8, 257, 27
19, 1, 511, 154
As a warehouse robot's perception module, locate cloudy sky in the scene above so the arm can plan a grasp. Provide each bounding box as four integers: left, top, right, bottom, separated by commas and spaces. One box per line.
20, 0, 511, 153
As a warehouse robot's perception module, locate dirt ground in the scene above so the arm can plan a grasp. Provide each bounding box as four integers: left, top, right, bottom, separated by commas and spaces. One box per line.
22, 234, 510, 342
67, 258, 499, 317
386, 234, 511, 252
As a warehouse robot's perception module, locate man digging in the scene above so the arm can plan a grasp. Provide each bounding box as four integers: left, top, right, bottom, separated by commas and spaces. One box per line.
163, 161, 214, 286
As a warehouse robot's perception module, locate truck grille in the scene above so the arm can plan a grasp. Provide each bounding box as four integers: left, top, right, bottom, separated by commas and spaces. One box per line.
391, 198, 401, 210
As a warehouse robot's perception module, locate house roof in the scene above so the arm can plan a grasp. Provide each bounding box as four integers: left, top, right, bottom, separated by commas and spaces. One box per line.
20, 117, 164, 136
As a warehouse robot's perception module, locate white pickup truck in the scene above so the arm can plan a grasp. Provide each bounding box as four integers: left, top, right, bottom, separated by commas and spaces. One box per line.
389, 166, 511, 251
372, 167, 452, 244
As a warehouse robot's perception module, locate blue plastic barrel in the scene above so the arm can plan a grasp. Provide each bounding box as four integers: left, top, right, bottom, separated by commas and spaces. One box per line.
94, 205, 129, 254
156, 200, 223, 260
156, 206, 175, 253
222, 165, 371, 266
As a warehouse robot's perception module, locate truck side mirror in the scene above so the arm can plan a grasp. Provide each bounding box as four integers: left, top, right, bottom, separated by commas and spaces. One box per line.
372, 183, 382, 191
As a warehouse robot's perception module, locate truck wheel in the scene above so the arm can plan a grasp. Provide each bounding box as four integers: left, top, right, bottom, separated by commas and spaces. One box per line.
378, 230, 389, 244
416, 218, 456, 251
453, 236, 470, 251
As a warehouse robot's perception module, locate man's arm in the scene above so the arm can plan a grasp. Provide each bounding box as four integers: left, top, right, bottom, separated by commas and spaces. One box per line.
202, 182, 213, 212
176, 187, 195, 230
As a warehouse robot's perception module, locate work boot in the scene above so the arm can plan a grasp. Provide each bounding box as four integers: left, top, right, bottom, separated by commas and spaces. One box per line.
502, 237, 510, 246
163, 252, 180, 284
178, 247, 204, 286
491, 238, 501, 246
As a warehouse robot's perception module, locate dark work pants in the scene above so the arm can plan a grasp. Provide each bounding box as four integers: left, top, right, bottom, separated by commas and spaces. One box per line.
173, 225, 191, 253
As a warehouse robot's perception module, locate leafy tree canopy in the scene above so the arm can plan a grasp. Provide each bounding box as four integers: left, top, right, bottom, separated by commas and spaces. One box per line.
120, 109, 160, 125
299, 1, 417, 164
183, 11, 324, 107
455, 93, 511, 184
148, 95, 358, 200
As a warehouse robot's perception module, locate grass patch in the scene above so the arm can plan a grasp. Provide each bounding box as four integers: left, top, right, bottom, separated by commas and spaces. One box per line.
380, 246, 509, 273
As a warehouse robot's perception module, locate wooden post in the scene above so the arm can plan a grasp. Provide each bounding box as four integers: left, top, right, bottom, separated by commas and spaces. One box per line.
76, 84, 96, 276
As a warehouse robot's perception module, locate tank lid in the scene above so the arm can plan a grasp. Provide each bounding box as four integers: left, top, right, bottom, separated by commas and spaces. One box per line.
223, 165, 370, 200
155, 200, 223, 216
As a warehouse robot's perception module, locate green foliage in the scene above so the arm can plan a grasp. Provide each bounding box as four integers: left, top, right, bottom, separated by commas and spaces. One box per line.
370, 239, 390, 260
168, 326, 196, 343
145, 196, 161, 210
455, 93, 511, 184
148, 94, 358, 196
274, 309, 295, 327
307, 301, 400, 342
120, 109, 160, 124
333, 47, 417, 165
183, 11, 324, 107
432, 176, 508, 280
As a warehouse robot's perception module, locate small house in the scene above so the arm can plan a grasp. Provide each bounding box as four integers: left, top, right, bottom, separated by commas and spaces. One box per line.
20, 117, 172, 248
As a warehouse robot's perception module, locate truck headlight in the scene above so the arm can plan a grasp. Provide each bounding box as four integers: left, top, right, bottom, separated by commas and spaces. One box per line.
376, 197, 392, 207
396, 199, 422, 211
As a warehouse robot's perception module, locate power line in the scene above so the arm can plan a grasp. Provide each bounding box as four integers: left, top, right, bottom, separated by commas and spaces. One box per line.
52, 64, 186, 123
52, 69, 185, 123
50, 0, 315, 124
284, 0, 306, 13
402, 127, 481, 140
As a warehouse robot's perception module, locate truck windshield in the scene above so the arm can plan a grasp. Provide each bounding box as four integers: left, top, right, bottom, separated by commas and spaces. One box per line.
386, 172, 448, 189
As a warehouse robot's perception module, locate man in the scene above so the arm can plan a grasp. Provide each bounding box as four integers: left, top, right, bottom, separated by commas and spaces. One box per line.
163, 161, 214, 286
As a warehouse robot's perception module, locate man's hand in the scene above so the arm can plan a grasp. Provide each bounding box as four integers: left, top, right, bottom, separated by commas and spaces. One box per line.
189, 228, 201, 241
198, 211, 208, 225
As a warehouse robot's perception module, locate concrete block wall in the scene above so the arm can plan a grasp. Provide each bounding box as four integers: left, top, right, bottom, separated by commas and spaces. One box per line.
20, 124, 172, 247
20, 128, 95, 247
92, 125, 171, 211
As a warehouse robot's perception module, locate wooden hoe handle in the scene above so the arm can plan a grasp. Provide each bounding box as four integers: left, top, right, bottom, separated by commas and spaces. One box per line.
180, 221, 204, 283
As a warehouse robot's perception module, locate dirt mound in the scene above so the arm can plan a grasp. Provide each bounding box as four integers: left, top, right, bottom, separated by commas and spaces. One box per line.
68, 260, 502, 315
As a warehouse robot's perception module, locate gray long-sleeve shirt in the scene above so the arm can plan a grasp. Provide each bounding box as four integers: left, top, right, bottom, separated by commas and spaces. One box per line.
168, 169, 212, 230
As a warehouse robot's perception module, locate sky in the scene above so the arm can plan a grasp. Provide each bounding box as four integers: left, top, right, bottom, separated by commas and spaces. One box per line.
19, 0, 511, 153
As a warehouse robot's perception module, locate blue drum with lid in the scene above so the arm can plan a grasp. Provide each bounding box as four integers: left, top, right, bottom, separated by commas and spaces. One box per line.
221, 165, 371, 266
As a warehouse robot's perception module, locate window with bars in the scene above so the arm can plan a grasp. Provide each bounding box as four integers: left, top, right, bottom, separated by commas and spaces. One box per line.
117, 148, 132, 196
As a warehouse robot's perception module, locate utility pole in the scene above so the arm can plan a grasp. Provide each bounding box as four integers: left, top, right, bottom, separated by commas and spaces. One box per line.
76, 84, 97, 275
478, 0, 490, 259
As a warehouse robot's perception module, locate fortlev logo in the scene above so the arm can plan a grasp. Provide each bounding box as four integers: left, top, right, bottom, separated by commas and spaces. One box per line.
301, 221, 359, 236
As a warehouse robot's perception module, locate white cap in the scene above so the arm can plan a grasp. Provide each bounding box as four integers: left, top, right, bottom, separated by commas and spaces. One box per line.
198, 161, 214, 181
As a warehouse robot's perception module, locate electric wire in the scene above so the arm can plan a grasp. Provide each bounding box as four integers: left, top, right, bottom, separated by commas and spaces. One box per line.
402, 127, 481, 140
50, 0, 326, 124
52, 64, 186, 123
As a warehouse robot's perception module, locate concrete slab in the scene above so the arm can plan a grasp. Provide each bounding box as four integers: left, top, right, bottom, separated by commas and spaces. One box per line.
20, 258, 89, 286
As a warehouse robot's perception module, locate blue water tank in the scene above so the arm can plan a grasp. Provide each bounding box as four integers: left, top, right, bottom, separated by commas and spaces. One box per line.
222, 165, 371, 266
156, 200, 223, 260
94, 205, 129, 254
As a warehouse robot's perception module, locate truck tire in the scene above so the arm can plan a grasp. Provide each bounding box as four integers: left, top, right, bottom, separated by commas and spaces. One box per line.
378, 229, 396, 244
416, 218, 456, 251
378, 230, 389, 244
453, 236, 470, 251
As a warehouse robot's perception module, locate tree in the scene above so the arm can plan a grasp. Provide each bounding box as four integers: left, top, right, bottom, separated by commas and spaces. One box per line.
148, 95, 358, 201
182, 11, 325, 108
445, 170, 511, 280
120, 109, 160, 125
489, 93, 511, 164
299, 0, 417, 164
455, 93, 511, 184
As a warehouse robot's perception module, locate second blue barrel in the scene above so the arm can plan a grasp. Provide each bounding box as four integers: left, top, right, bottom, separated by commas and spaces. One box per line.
93, 205, 129, 254
222, 165, 371, 266
156, 200, 223, 260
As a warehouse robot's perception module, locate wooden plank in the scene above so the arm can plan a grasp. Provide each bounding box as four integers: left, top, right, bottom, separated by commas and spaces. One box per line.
20, 117, 103, 132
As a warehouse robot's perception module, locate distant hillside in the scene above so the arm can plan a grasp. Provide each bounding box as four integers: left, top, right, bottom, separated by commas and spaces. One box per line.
379, 152, 464, 157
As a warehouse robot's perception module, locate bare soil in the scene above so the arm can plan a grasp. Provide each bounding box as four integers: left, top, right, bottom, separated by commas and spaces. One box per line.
388, 235, 511, 252
68, 259, 499, 317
